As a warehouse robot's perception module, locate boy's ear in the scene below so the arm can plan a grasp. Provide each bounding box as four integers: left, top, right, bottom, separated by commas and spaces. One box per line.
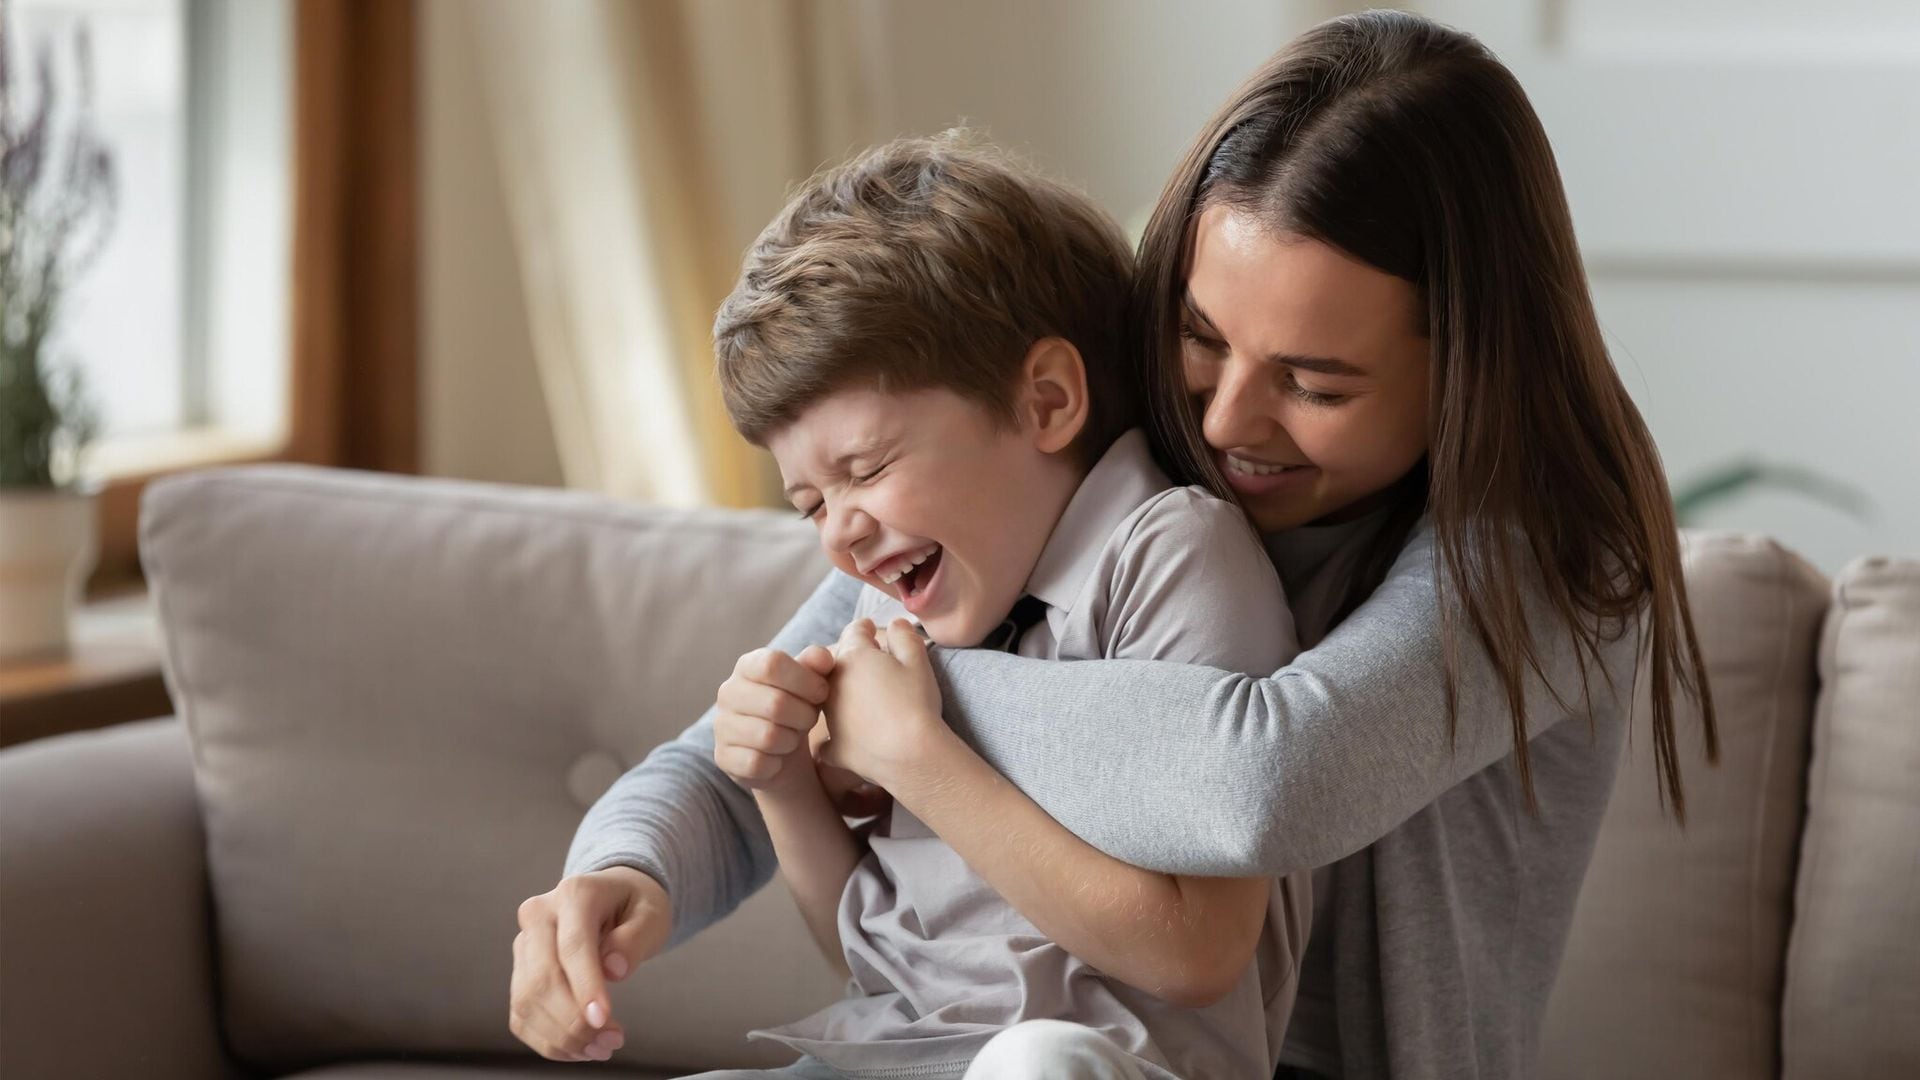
1021, 337, 1090, 455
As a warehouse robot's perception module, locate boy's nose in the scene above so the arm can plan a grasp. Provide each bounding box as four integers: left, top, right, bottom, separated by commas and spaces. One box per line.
821, 504, 876, 554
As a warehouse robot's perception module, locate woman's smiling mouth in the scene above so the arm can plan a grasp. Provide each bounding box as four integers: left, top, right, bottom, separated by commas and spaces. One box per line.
1220, 451, 1317, 496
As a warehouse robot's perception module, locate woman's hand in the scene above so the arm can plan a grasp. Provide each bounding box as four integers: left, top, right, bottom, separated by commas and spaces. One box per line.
509, 866, 670, 1062
816, 618, 952, 792
712, 644, 835, 795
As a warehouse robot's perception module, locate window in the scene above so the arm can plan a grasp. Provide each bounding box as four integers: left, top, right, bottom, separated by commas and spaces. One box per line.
7, 0, 417, 590
7, 0, 293, 467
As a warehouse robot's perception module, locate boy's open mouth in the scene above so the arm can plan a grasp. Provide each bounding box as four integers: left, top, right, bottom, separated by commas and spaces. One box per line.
898, 546, 943, 599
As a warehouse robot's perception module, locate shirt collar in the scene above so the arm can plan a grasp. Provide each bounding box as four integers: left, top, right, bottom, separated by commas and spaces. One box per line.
1025, 428, 1170, 613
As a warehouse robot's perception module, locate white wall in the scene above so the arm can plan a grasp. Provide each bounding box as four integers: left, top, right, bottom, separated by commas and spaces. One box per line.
869, 0, 1348, 228
871, 0, 1920, 572
1420, 0, 1920, 574
417, 0, 1917, 570
1595, 274, 1919, 575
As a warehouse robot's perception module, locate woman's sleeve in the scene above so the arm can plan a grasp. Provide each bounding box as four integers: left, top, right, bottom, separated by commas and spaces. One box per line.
930, 522, 1636, 877
563, 570, 862, 947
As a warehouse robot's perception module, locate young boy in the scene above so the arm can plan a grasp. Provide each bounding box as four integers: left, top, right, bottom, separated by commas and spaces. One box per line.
699, 134, 1305, 1080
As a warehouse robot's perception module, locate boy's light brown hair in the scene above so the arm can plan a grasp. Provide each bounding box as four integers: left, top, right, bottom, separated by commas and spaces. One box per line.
714, 131, 1137, 464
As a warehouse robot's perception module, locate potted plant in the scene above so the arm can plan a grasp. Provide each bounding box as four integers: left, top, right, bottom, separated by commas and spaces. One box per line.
0, 19, 117, 659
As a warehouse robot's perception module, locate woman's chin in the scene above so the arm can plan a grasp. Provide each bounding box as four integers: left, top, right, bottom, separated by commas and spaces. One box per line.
1242, 495, 1324, 533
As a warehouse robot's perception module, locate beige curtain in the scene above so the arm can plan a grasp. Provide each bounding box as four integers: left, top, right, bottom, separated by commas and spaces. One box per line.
465, 0, 883, 507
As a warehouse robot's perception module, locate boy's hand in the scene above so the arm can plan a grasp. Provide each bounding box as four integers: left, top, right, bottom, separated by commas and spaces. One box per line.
816, 618, 949, 791
713, 644, 835, 792
509, 866, 669, 1062
812, 720, 893, 819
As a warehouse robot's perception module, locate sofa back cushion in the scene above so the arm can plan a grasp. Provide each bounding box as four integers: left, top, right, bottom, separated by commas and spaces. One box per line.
1541, 533, 1828, 1079
1782, 555, 1920, 1079
142, 467, 843, 1074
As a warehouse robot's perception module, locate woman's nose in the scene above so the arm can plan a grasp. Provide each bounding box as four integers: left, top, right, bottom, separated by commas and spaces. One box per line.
1202, 358, 1279, 451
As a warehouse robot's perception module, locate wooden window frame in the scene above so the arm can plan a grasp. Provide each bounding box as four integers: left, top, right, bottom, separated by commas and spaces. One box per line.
91, 0, 418, 592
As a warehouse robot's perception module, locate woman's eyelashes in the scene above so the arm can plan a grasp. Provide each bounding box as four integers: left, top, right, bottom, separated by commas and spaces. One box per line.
1181, 322, 1348, 407
1287, 374, 1347, 407
1177, 320, 1218, 349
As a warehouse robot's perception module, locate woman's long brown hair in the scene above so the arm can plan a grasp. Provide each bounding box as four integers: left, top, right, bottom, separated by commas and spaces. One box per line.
1134, 11, 1718, 819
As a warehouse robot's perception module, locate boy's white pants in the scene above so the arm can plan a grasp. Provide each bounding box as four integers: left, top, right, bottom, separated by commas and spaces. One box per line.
960, 1020, 1154, 1080
680, 1020, 1165, 1080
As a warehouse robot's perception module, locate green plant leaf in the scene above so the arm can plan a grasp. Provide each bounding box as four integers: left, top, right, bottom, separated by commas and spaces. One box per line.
1671, 459, 1872, 527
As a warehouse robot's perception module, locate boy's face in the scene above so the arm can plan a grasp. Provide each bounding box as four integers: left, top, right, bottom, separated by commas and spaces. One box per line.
769, 385, 1077, 647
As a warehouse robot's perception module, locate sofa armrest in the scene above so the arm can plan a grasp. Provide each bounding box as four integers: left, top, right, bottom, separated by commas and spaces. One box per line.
0, 718, 239, 1080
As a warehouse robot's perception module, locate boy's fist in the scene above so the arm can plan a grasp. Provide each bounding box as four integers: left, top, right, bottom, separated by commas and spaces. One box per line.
712, 644, 835, 791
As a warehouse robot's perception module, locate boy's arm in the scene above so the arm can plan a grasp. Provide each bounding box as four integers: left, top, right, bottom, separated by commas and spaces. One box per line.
893, 702, 1269, 1008
827, 495, 1295, 1006
564, 570, 863, 948
754, 770, 864, 979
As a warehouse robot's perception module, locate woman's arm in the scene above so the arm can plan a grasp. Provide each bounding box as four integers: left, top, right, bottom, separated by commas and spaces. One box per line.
564, 570, 863, 947
830, 621, 1273, 1008
754, 771, 863, 979
923, 522, 1637, 878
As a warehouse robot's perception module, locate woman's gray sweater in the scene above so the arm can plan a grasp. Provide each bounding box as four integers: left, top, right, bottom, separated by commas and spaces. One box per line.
565, 521, 1636, 1079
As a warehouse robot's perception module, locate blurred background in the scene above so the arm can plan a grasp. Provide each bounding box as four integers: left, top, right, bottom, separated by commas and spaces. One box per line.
6, 0, 1917, 595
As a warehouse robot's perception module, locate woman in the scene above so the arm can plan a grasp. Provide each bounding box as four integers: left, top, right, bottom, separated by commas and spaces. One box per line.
512, 12, 1716, 1079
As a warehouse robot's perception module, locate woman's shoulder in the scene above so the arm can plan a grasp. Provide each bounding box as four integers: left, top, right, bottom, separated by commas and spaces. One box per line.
1371, 515, 1642, 704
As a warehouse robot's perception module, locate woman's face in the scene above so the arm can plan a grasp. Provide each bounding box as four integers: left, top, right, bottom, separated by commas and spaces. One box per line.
1180, 205, 1432, 532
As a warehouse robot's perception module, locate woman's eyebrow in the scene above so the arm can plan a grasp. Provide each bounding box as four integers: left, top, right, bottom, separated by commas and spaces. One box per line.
1271, 353, 1368, 378
1182, 290, 1367, 377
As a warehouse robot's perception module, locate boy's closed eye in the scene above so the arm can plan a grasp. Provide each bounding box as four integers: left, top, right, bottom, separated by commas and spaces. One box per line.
792, 462, 891, 520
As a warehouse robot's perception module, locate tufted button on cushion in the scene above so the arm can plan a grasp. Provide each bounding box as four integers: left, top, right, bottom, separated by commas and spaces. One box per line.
566, 750, 626, 810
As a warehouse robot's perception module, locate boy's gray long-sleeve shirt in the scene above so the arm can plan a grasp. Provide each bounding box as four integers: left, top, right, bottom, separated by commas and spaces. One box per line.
566, 521, 1637, 1080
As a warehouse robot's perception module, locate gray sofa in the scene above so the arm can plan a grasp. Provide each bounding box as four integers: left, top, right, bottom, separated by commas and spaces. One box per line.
1, 465, 1914, 1079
